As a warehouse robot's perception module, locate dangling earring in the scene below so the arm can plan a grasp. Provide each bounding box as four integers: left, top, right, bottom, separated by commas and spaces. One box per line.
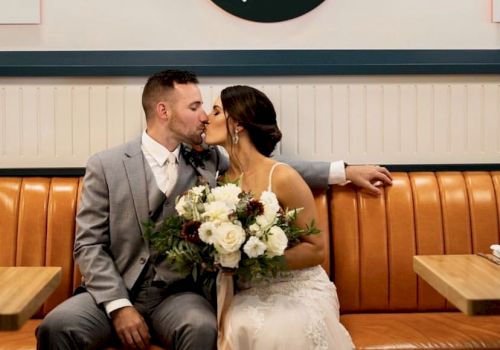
232, 129, 239, 145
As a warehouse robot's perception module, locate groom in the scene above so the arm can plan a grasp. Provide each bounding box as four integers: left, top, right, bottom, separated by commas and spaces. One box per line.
36, 70, 391, 350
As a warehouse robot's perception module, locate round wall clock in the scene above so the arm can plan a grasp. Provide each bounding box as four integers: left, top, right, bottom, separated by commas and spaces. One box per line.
211, 0, 325, 23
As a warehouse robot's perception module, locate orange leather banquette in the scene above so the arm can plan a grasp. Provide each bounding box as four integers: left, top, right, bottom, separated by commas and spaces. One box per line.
334, 171, 500, 349
0, 172, 499, 349
0, 177, 165, 350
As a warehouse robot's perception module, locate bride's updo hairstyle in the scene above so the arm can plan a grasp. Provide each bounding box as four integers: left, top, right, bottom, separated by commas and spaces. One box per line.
221, 85, 282, 156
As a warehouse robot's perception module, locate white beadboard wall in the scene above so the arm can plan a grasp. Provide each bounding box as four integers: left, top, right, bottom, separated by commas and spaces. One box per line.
1, 75, 499, 168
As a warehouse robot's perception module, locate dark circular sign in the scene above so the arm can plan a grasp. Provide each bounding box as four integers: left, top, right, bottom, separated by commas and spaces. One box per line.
211, 0, 325, 23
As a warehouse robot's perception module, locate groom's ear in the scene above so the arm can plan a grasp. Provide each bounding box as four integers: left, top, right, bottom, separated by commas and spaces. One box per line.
156, 101, 171, 121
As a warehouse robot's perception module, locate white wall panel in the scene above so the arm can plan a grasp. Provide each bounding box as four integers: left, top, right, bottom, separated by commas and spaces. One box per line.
483, 85, 499, 153
314, 85, 333, 159
450, 85, 467, 155
1, 76, 500, 168
331, 85, 349, 157
279, 85, 299, 157
72, 86, 91, 160
54, 87, 73, 157
366, 85, 383, 156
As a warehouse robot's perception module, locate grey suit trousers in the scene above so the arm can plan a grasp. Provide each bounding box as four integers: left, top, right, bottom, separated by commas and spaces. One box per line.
36, 281, 217, 350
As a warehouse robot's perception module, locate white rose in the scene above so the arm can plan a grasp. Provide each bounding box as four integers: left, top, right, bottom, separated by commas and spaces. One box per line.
218, 250, 241, 268
211, 183, 242, 209
243, 236, 267, 258
213, 222, 246, 253
266, 226, 288, 257
198, 222, 216, 244
202, 201, 232, 223
260, 191, 280, 223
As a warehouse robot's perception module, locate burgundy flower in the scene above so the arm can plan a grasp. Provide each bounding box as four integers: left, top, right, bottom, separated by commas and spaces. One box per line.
246, 199, 264, 216
181, 221, 202, 244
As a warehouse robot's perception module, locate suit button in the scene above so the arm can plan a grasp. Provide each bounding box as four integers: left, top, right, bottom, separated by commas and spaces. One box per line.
139, 257, 146, 264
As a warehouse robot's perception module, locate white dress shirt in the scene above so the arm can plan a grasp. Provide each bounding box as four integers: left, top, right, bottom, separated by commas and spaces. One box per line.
141, 130, 180, 193
329, 161, 347, 184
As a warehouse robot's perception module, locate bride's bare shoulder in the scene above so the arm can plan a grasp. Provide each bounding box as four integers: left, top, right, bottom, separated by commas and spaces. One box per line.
271, 162, 307, 188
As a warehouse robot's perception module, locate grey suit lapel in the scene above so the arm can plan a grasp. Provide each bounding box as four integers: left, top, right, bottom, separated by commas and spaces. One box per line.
123, 139, 150, 236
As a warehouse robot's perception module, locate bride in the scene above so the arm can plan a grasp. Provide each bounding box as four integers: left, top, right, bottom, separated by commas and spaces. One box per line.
204, 85, 354, 350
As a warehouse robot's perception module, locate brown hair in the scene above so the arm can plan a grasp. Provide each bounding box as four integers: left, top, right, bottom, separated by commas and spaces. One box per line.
220, 85, 282, 156
141, 70, 199, 119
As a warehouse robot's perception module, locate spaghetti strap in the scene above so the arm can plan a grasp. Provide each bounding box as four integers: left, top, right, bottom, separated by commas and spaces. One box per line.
267, 162, 286, 192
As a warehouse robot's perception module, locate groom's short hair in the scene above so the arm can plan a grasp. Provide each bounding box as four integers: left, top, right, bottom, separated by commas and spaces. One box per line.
142, 70, 199, 119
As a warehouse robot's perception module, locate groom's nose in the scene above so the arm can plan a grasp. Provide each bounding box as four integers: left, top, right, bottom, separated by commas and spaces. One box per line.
200, 110, 209, 123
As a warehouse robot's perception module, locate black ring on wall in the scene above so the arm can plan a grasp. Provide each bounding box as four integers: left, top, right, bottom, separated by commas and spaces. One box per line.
210, 0, 325, 23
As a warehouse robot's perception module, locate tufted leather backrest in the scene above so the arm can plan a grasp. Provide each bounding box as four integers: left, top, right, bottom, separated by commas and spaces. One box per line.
0, 177, 331, 318
0, 177, 83, 317
331, 171, 500, 314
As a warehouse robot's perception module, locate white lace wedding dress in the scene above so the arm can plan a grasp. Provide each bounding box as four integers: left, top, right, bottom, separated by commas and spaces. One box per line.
220, 163, 354, 350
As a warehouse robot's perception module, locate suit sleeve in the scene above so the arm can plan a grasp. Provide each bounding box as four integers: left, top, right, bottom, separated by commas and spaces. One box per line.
74, 154, 129, 304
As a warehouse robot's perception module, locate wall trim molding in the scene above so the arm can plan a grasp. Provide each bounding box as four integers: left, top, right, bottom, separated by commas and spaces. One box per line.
1, 50, 500, 76
1, 164, 499, 177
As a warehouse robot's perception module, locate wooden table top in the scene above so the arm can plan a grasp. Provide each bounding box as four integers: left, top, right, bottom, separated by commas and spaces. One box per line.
413, 254, 500, 315
0, 266, 62, 331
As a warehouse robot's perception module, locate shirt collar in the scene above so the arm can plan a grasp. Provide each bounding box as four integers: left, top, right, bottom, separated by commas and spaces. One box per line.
141, 130, 180, 166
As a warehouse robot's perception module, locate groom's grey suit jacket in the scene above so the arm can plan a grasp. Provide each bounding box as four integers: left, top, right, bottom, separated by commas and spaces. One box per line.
74, 137, 228, 305
74, 136, 330, 305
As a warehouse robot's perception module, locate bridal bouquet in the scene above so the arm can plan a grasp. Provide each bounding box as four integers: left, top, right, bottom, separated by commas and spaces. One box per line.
144, 182, 319, 285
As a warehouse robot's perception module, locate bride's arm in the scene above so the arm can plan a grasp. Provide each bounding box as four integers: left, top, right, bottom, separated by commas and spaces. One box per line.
272, 166, 325, 270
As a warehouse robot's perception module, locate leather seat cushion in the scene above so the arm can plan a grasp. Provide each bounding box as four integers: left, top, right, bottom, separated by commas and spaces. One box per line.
341, 312, 500, 349
0, 320, 167, 350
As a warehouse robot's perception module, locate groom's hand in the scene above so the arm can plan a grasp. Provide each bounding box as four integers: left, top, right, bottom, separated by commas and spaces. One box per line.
345, 165, 392, 196
111, 306, 150, 349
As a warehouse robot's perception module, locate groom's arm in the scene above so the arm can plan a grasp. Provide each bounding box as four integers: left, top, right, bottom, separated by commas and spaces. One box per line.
215, 146, 392, 194
275, 156, 393, 195
273, 156, 333, 189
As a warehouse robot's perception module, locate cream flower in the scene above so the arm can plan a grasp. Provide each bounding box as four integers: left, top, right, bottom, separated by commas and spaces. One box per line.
175, 195, 189, 216
265, 226, 288, 257
255, 214, 271, 230
243, 236, 267, 258
218, 250, 241, 268
286, 207, 303, 220
248, 223, 263, 237
213, 222, 246, 253
191, 185, 207, 197
202, 201, 232, 223
198, 222, 216, 244
175, 195, 200, 220
260, 191, 280, 223
210, 183, 242, 209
